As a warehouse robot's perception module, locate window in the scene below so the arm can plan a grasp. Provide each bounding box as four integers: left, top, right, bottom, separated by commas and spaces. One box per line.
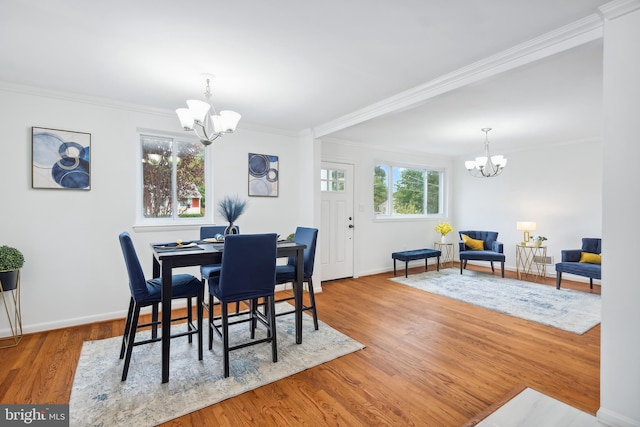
320, 168, 345, 192
138, 133, 209, 223
374, 163, 443, 217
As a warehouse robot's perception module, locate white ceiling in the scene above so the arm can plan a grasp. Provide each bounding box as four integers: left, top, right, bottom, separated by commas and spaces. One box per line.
0, 1, 608, 156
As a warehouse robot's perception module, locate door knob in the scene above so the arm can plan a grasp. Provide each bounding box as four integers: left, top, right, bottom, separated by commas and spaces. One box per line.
348, 224, 354, 228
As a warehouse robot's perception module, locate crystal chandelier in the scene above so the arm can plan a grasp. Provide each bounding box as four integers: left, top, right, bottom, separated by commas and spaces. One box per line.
464, 128, 507, 178
176, 75, 241, 146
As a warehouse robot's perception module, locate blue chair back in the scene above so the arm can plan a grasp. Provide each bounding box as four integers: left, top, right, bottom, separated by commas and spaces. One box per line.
118, 232, 149, 302
217, 234, 277, 301
287, 227, 318, 278
459, 230, 499, 251
582, 238, 602, 254
201, 225, 238, 239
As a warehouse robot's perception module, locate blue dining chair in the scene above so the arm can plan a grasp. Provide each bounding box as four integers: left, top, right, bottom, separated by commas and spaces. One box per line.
118, 232, 203, 381
200, 225, 242, 313
208, 233, 278, 377
275, 227, 319, 330
199, 225, 231, 280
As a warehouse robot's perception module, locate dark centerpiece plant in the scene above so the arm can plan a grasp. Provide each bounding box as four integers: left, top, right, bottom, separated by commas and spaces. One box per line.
0, 245, 25, 291
217, 195, 247, 235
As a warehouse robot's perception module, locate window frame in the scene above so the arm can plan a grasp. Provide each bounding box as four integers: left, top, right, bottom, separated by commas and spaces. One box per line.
374, 161, 446, 220
135, 129, 213, 228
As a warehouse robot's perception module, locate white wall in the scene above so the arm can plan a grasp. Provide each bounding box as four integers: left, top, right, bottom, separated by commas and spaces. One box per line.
0, 84, 306, 335
453, 139, 603, 276
599, 5, 640, 426
321, 139, 454, 277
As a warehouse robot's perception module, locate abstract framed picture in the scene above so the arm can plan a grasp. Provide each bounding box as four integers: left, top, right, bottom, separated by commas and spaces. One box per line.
248, 153, 278, 197
32, 127, 91, 190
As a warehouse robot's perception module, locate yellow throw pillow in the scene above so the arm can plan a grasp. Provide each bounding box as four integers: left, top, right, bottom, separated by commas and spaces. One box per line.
461, 234, 484, 250
579, 252, 601, 264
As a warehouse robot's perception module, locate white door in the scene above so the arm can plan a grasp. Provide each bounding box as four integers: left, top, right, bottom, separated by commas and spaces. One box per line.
320, 162, 354, 281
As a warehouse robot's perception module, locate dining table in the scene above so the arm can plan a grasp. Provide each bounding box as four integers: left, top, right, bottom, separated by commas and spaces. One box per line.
151, 239, 306, 383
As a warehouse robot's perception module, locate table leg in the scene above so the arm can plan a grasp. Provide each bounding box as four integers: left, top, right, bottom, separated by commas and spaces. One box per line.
161, 260, 172, 383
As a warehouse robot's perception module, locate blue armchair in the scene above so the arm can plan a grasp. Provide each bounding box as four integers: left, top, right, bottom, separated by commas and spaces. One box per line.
458, 230, 505, 277
555, 238, 601, 289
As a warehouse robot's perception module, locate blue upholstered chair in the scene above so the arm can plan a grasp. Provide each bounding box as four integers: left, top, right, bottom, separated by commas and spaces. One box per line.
199, 225, 239, 280
118, 232, 203, 381
208, 233, 278, 377
458, 230, 505, 277
275, 227, 319, 330
555, 238, 601, 289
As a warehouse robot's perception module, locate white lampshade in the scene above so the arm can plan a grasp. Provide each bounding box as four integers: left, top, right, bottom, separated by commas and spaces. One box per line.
176, 108, 195, 130
517, 221, 536, 231
465, 160, 476, 170
210, 115, 223, 134
475, 156, 487, 169
491, 155, 506, 167
219, 110, 241, 132
186, 100, 212, 124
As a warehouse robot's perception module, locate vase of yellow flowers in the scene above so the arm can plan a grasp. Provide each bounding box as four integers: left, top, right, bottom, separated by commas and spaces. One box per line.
434, 222, 453, 243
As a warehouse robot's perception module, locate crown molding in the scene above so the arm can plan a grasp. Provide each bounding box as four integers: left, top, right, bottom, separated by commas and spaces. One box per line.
598, 0, 640, 20
313, 13, 604, 138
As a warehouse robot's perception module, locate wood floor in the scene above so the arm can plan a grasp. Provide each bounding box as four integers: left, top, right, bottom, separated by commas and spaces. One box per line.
0, 264, 600, 426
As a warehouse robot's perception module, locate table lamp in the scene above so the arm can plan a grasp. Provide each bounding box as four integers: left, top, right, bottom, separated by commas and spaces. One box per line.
517, 221, 536, 245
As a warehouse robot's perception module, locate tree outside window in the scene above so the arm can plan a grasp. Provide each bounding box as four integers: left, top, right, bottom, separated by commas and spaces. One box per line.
141, 134, 205, 219
374, 163, 443, 217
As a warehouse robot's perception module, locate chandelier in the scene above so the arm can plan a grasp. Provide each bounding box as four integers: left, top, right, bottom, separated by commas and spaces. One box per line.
176, 75, 241, 146
464, 128, 507, 178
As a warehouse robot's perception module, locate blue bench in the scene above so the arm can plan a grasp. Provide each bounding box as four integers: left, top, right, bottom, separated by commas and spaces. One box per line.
391, 249, 441, 277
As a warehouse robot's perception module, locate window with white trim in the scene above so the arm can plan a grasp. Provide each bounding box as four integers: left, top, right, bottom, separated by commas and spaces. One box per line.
374, 163, 443, 217
138, 133, 210, 224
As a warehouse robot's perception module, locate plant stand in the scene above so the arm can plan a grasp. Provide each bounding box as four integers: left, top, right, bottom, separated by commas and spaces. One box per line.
0, 269, 22, 348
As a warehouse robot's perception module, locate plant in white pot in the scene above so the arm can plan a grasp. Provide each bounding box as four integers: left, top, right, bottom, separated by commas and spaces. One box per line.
217, 195, 247, 235
0, 245, 24, 292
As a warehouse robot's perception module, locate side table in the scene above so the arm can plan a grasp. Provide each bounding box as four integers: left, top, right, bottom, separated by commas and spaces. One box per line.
434, 242, 454, 268
515, 244, 547, 281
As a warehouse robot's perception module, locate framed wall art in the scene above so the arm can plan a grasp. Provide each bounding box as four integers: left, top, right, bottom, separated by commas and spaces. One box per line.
248, 153, 278, 197
32, 127, 91, 190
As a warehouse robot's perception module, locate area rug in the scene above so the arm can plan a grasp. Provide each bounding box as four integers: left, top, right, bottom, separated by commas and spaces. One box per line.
389, 269, 600, 334
69, 304, 364, 427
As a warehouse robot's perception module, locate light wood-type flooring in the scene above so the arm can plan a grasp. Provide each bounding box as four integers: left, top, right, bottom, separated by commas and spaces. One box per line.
0, 263, 600, 426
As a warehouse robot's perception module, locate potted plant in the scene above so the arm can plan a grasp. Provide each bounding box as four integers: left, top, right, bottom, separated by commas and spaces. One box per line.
217, 195, 247, 235
530, 235, 548, 247
434, 222, 453, 243
0, 245, 25, 291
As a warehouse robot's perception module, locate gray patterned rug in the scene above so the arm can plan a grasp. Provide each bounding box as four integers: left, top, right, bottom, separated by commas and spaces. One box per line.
390, 269, 600, 334
69, 303, 364, 426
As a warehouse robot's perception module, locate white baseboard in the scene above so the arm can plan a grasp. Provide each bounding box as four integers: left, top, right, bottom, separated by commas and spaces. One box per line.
597, 407, 640, 427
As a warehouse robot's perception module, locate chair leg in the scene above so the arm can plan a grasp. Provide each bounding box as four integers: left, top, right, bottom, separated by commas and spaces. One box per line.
556, 272, 562, 289
120, 298, 135, 359
500, 261, 504, 278
460, 260, 464, 274
187, 297, 193, 344
151, 303, 159, 340
222, 303, 230, 378
208, 294, 214, 350
250, 298, 258, 339
490, 261, 495, 272
268, 296, 278, 363
590, 278, 593, 289
307, 279, 319, 330
122, 304, 141, 381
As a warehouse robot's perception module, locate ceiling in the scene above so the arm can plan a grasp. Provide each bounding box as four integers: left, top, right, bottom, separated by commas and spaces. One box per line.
0, 1, 608, 157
